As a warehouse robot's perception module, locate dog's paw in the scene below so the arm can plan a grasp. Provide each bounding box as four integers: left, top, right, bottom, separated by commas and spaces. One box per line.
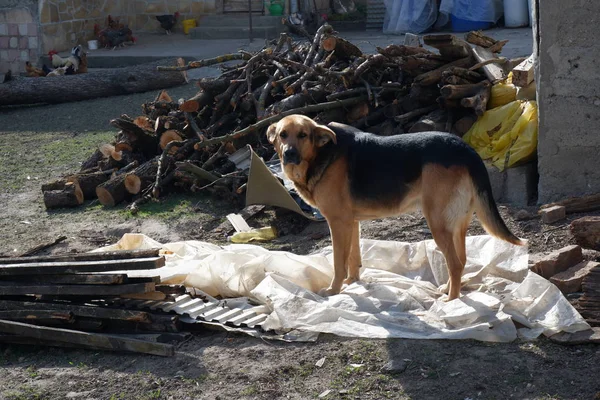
319, 287, 340, 297
343, 277, 359, 286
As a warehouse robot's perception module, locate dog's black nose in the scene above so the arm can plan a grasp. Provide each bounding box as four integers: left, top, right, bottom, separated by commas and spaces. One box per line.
283, 148, 300, 165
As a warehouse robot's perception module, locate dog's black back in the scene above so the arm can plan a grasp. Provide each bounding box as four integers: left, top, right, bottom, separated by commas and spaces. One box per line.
320, 124, 492, 204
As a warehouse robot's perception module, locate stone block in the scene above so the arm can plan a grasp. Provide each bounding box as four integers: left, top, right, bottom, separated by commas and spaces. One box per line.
549, 261, 599, 294
41, 3, 60, 24
8, 49, 18, 61
18, 23, 27, 36
9, 37, 17, 48
4, 8, 34, 23
27, 23, 37, 36
0, 24, 7, 36
0, 37, 8, 49
8, 24, 18, 36
0, 50, 8, 63
28, 36, 38, 49
20, 50, 29, 62
530, 245, 584, 279
540, 205, 566, 224
485, 161, 538, 207
19, 36, 28, 49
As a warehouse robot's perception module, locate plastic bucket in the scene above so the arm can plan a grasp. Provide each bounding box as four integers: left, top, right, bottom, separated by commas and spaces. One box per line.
87, 40, 98, 50
183, 19, 197, 35
504, 0, 529, 28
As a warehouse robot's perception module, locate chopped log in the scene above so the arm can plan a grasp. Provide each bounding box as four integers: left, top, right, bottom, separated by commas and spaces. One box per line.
440, 81, 491, 100
179, 90, 213, 113
196, 77, 231, 94
43, 181, 84, 209
41, 177, 77, 192
512, 54, 535, 87
175, 161, 219, 183
444, 67, 483, 82
0, 319, 175, 356
423, 34, 471, 60
0, 282, 155, 296
95, 173, 129, 207
413, 57, 473, 86
408, 109, 449, 133
453, 113, 478, 136
470, 46, 506, 82
0, 248, 161, 264
541, 194, 600, 214
410, 84, 441, 104
111, 117, 160, 159
159, 130, 183, 151
80, 149, 105, 172
570, 216, 600, 250
0, 257, 165, 275
0, 59, 187, 106
394, 105, 438, 125
464, 30, 508, 53
133, 116, 154, 131
321, 35, 363, 59
459, 81, 491, 116
66, 170, 111, 199
124, 157, 159, 195
376, 44, 432, 57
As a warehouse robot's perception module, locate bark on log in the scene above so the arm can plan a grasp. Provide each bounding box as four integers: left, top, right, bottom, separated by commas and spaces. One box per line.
124, 157, 160, 195
541, 194, 600, 214
96, 174, 129, 207
68, 171, 112, 199
413, 57, 473, 86
0, 59, 187, 106
321, 35, 363, 59
376, 44, 432, 57
43, 182, 84, 209
570, 217, 600, 250
459, 81, 491, 116
408, 109, 449, 133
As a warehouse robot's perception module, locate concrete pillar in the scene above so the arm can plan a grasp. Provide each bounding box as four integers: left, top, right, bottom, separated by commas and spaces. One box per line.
536, 0, 600, 203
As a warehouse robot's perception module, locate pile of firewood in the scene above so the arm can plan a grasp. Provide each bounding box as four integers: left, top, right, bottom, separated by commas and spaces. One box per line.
41, 25, 523, 213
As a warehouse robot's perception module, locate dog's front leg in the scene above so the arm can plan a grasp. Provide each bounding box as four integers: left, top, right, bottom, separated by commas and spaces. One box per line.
324, 218, 353, 296
344, 221, 361, 285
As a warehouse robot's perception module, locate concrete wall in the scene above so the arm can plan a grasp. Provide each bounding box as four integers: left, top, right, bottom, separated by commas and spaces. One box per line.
0, 0, 39, 74
37, 0, 220, 53
535, 0, 600, 203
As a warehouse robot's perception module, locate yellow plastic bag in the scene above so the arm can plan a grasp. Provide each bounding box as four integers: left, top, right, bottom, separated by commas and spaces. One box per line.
463, 100, 538, 172
488, 72, 517, 109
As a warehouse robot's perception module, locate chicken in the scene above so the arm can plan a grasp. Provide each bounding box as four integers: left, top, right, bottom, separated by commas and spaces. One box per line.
44, 46, 83, 75
45, 66, 67, 77
156, 12, 180, 35
25, 61, 46, 77
94, 23, 136, 50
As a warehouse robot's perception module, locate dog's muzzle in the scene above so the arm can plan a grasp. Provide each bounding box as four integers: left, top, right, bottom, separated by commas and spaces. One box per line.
283, 148, 301, 165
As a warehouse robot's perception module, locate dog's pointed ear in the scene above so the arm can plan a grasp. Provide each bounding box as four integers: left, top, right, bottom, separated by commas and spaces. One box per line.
266, 123, 278, 144
314, 124, 337, 147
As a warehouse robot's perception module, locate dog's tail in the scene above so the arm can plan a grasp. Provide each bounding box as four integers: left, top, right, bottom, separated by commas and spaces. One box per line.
470, 161, 525, 246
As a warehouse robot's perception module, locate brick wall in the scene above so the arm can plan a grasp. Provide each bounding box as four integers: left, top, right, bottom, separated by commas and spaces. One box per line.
0, 7, 38, 75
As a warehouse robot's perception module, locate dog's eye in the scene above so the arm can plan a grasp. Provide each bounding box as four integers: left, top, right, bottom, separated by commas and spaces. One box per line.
280, 131, 288, 139
298, 132, 307, 139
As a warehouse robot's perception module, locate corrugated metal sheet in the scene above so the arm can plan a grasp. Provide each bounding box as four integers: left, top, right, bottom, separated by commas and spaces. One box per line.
367, 0, 386, 31
110, 294, 270, 330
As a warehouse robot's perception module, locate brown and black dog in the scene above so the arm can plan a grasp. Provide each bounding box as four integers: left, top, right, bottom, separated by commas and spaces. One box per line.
266, 114, 525, 301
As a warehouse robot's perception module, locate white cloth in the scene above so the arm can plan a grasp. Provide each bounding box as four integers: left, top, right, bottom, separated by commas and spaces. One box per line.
97, 234, 590, 343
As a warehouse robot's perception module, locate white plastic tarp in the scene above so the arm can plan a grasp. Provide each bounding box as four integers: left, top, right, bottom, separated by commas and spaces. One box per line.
97, 233, 590, 343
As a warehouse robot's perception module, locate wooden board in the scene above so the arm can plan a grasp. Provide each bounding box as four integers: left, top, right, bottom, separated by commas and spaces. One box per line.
0, 257, 165, 276
0, 319, 174, 356
470, 45, 506, 83
0, 300, 152, 323
0, 248, 161, 265
0, 274, 127, 285
0, 282, 155, 296
512, 54, 534, 87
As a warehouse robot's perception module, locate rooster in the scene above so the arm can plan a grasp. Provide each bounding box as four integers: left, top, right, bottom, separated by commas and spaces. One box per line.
46, 45, 83, 75
94, 23, 136, 50
156, 12, 179, 35
25, 61, 47, 77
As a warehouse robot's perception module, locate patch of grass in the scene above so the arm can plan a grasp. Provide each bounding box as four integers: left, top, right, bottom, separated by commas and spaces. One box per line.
25, 365, 38, 378
240, 383, 259, 396
121, 195, 195, 220
4, 384, 46, 400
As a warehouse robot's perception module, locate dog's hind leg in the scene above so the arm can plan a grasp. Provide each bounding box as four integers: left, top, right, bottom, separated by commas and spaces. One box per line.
344, 221, 361, 285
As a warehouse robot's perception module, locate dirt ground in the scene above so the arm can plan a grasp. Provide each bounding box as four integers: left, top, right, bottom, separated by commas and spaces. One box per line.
1, 84, 599, 400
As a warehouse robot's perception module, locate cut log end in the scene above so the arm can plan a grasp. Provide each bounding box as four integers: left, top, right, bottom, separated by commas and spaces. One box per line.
160, 130, 183, 151
43, 181, 84, 210
95, 186, 116, 207
124, 174, 142, 195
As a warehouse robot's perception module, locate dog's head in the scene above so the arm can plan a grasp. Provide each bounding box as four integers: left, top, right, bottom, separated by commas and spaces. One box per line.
266, 115, 337, 166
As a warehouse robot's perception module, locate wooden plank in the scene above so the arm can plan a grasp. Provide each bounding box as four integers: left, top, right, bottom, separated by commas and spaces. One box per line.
470, 45, 506, 83
119, 291, 167, 301
0, 310, 73, 322
0, 257, 165, 276
0, 300, 152, 323
0, 248, 161, 265
0, 319, 175, 356
0, 274, 127, 285
0, 282, 155, 296
512, 54, 534, 87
